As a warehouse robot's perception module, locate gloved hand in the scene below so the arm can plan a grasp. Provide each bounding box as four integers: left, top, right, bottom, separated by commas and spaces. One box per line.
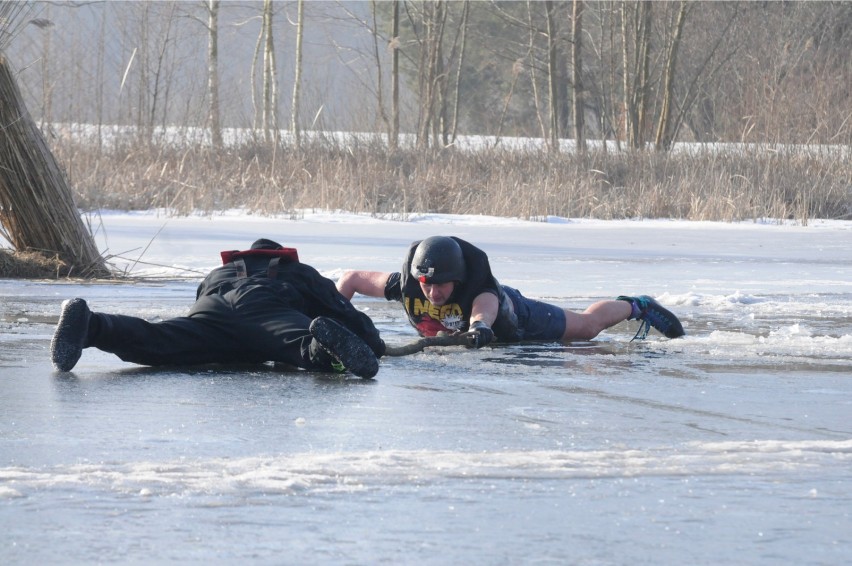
370, 338, 386, 358
468, 320, 494, 349
355, 312, 386, 357
362, 330, 386, 358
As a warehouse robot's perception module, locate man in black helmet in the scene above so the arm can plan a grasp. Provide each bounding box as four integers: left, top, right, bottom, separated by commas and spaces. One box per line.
336, 235, 684, 348
50, 238, 385, 378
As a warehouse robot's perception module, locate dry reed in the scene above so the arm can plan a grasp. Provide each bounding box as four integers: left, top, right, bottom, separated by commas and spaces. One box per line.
53, 137, 852, 224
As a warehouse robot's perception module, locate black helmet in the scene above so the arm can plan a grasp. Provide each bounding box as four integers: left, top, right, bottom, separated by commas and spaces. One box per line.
410, 236, 467, 284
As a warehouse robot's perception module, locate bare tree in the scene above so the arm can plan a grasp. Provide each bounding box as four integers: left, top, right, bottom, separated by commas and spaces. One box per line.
391, 0, 401, 149
291, 0, 304, 148
123, 2, 182, 144
653, 1, 687, 151
524, 0, 547, 142
494, 58, 525, 145
621, 0, 652, 148
207, 0, 223, 148
136, 2, 150, 140
448, 0, 470, 143
37, 4, 54, 128
404, 0, 474, 148
185, 0, 223, 146
571, 0, 586, 152
369, 0, 391, 147
5, 1, 849, 155
544, 0, 560, 152
410, 0, 448, 149
148, 2, 178, 142
674, 5, 742, 144
95, 4, 107, 151
257, 0, 278, 143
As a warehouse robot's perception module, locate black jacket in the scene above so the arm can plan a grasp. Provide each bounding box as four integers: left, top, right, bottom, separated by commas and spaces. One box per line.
197, 245, 385, 357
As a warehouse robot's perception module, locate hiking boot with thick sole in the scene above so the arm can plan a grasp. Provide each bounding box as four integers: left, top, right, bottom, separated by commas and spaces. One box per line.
309, 317, 379, 379
617, 295, 685, 340
50, 298, 92, 371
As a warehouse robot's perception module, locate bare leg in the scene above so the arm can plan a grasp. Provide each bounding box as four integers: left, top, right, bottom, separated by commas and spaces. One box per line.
560, 300, 632, 342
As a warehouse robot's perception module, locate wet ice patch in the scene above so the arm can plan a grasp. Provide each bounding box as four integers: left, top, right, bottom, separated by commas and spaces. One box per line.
0, 485, 24, 499
704, 330, 760, 345
723, 290, 768, 305
670, 291, 768, 309
683, 324, 852, 363
769, 322, 811, 338
2, 440, 850, 499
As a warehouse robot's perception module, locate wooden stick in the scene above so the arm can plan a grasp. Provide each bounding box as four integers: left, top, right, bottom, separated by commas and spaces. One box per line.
384, 332, 475, 357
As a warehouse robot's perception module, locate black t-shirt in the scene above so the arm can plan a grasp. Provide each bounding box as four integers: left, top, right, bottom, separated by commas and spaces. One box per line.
384, 237, 503, 337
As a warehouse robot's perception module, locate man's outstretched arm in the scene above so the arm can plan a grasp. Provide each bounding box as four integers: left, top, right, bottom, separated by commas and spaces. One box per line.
467, 291, 499, 348
336, 270, 392, 300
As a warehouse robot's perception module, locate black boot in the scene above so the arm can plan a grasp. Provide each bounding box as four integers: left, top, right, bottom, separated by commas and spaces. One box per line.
50, 298, 92, 371
309, 317, 379, 379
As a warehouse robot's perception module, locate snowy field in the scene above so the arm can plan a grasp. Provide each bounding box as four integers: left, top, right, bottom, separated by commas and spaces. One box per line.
1, 211, 850, 564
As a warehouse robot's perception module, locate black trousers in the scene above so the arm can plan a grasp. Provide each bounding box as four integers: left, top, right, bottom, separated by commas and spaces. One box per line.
90, 283, 315, 368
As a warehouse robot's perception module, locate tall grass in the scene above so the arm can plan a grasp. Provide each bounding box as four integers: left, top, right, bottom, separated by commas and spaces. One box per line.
54, 136, 851, 223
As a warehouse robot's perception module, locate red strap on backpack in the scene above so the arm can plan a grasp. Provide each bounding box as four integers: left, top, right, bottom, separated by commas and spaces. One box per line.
221, 248, 300, 279
220, 248, 300, 265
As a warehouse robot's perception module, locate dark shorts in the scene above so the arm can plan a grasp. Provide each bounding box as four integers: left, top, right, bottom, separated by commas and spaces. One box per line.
501, 286, 566, 342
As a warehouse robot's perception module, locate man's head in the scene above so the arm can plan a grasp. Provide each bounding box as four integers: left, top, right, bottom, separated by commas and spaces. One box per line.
251, 238, 284, 250
410, 236, 466, 305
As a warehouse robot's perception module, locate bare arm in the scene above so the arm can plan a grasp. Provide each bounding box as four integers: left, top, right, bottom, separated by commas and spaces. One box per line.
336, 270, 392, 300
470, 291, 499, 327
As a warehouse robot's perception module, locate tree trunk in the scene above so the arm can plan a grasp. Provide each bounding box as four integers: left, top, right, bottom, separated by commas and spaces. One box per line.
545, 0, 560, 153
147, 2, 177, 145
654, 2, 687, 151
262, 0, 278, 143
0, 53, 108, 278
370, 1, 388, 145
291, 0, 304, 148
207, 0, 222, 149
572, 0, 586, 153
524, 0, 547, 142
414, 1, 453, 150
137, 3, 149, 143
39, 5, 52, 128
416, 1, 441, 150
391, 0, 400, 150
621, 0, 652, 149
449, 0, 470, 144
635, 0, 652, 148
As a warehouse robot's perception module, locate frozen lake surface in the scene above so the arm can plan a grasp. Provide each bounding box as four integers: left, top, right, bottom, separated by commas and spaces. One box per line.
1, 212, 850, 564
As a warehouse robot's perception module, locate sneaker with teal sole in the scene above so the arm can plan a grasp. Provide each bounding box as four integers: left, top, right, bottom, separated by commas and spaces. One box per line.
617, 295, 685, 340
